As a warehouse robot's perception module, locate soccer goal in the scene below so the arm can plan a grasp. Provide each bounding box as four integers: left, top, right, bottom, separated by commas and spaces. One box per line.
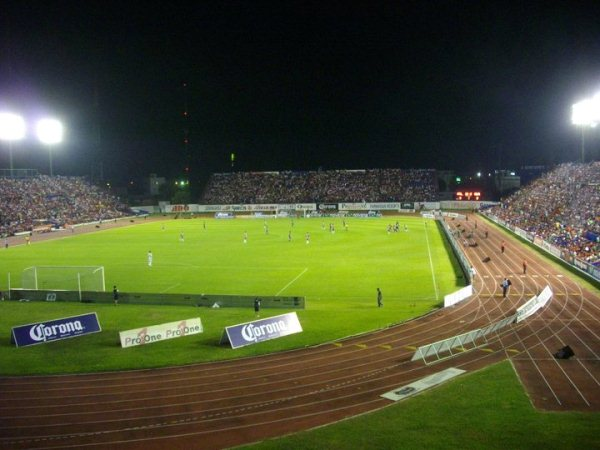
22, 266, 106, 293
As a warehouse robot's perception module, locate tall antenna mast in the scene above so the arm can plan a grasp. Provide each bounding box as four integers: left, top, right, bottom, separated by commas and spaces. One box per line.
182, 81, 190, 176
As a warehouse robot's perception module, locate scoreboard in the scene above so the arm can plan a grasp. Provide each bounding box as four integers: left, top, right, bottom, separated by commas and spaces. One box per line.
455, 191, 482, 201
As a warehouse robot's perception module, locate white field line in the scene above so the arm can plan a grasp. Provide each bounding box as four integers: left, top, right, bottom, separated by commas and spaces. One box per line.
160, 283, 181, 293
424, 221, 439, 301
275, 268, 308, 296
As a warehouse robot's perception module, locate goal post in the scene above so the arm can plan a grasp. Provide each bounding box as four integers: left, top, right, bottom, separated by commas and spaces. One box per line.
22, 266, 106, 293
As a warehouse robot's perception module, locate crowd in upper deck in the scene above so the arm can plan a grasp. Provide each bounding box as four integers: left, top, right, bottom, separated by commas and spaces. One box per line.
489, 162, 600, 265
0, 175, 131, 237
201, 168, 439, 204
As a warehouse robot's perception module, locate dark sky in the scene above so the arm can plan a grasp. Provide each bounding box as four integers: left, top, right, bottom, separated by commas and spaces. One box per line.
1, 1, 600, 184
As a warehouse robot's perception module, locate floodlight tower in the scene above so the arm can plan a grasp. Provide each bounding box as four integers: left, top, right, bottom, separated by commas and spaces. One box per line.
36, 118, 64, 176
572, 93, 600, 163
0, 112, 26, 177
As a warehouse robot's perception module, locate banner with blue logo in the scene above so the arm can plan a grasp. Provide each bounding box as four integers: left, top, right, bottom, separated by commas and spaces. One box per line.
223, 312, 303, 349
11, 312, 102, 347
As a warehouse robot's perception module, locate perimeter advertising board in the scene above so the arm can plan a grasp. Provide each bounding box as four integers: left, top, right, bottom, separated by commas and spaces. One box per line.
119, 318, 203, 348
11, 312, 102, 347
222, 312, 303, 349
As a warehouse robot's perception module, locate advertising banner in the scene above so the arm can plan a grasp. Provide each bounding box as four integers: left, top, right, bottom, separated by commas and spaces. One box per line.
381, 368, 466, 401
223, 312, 303, 349
119, 318, 203, 348
318, 203, 338, 211
339, 202, 401, 211
12, 312, 102, 347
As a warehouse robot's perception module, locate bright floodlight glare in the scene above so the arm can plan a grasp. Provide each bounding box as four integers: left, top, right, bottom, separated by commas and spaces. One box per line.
572, 99, 594, 126
0, 112, 26, 141
36, 118, 64, 144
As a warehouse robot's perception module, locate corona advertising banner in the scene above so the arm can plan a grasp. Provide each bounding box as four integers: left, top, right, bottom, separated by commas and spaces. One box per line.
12, 313, 102, 347
222, 312, 303, 349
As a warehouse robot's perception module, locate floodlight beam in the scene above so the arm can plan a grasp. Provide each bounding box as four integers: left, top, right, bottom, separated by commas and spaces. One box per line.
36, 118, 64, 177
0, 113, 26, 177
571, 94, 600, 163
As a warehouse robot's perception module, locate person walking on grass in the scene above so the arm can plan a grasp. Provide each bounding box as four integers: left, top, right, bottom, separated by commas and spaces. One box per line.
377, 288, 383, 307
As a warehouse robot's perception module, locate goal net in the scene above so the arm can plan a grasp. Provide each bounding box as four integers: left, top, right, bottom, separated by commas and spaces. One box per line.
22, 266, 106, 292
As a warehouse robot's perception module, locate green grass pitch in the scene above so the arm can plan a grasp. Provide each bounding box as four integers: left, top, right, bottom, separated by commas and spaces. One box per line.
0, 215, 463, 375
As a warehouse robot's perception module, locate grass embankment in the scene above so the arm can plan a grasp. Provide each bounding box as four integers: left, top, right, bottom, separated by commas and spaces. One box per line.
245, 361, 600, 450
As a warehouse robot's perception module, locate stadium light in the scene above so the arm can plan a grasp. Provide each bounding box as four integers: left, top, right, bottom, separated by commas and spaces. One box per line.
572, 93, 600, 163
0, 112, 26, 177
36, 118, 64, 176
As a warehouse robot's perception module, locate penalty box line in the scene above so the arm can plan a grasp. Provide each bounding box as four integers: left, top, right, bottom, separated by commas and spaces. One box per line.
275, 268, 308, 296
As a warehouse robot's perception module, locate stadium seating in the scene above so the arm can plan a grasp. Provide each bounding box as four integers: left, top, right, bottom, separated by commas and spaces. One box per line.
489, 162, 600, 265
0, 175, 131, 236
201, 168, 438, 204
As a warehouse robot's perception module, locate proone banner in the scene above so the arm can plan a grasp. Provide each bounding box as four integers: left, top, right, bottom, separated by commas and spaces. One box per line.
222, 312, 303, 349
120, 318, 203, 348
11, 312, 102, 347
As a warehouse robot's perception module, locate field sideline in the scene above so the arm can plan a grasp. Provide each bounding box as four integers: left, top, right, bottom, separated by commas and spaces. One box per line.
0, 215, 463, 375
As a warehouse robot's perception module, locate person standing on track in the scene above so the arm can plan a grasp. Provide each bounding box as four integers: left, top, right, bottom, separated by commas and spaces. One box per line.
523, 259, 527, 274
501, 240, 505, 254
501, 278, 511, 298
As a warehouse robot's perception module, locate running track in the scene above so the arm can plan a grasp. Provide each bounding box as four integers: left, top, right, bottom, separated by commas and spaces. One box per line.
1, 214, 599, 449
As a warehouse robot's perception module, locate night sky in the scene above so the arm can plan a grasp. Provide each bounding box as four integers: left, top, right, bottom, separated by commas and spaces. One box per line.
1, 1, 600, 185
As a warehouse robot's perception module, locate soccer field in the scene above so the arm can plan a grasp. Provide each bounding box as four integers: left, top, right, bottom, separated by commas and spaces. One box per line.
0, 215, 464, 374
3, 216, 461, 302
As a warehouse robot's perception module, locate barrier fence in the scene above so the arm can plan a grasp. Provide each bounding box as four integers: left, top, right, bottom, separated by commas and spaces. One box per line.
412, 286, 552, 365
8, 289, 305, 309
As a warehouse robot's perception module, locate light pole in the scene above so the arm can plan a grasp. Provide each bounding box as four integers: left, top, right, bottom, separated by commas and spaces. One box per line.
0, 112, 26, 177
572, 94, 600, 163
36, 118, 64, 176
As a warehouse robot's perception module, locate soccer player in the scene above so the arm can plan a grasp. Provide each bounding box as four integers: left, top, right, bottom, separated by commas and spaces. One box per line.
288, 230, 292, 242
377, 288, 383, 307
243, 231, 248, 244
147, 250, 153, 267
179, 232, 185, 242
305, 232, 310, 244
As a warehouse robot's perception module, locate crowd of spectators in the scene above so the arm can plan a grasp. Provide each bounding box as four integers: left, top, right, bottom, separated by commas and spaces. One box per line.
489, 162, 600, 265
201, 168, 438, 204
0, 175, 131, 237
